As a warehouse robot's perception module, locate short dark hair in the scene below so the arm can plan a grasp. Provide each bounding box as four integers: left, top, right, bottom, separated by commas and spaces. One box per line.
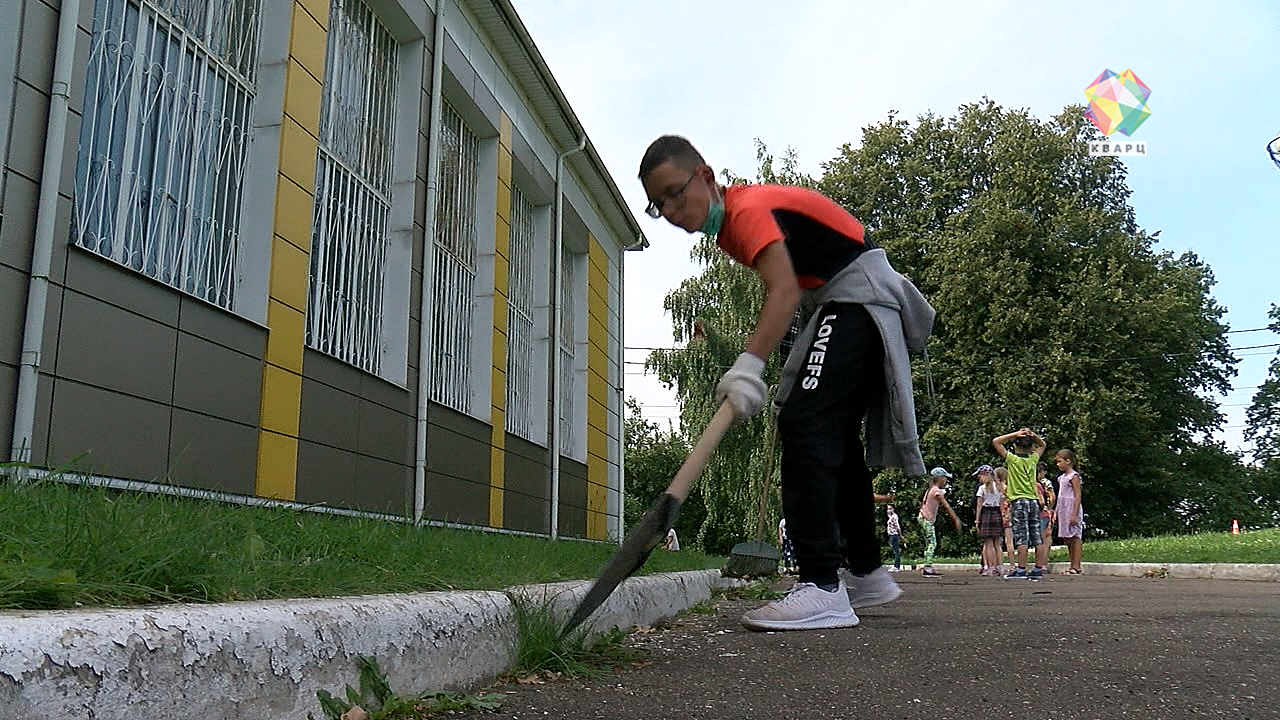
639, 135, 705, 179
1013, 435, 1035, 448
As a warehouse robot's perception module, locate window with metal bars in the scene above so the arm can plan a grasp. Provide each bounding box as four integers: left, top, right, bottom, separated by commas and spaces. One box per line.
431, 104, 480, 413
505, 186, 537, 440
74, 0, 261, 309
559, 248, 579, 455
305, 0, 398, 375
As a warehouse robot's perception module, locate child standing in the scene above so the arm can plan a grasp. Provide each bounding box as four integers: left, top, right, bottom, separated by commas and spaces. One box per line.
886, 505, 903, 571
1054, 449, 1085, 574
973, 464, 1003, 576
993, 428, 1047, 579
1036, 462, 1056, 570
918, 467, 963, 577
994, 467, 1015, 572
778, 518, 798, 575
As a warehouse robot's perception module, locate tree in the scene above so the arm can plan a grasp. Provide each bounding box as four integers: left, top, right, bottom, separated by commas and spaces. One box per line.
622, 397, 703, 543
1245, 304, 1280, 465
1243, 304, 1280, 527
819, 100, 1236, 537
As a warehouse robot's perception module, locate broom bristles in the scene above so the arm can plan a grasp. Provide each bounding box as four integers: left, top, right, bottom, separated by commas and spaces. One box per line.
723, 540, 782, 579
723, 553, 780, 579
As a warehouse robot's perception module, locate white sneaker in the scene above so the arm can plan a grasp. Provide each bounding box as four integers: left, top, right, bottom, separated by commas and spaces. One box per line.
839, 567, 904, 609
740, 581, 859, 631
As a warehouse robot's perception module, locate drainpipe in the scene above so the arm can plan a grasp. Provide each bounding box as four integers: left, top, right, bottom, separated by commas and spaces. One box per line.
548, 135, 585, 539
614, 232, 647, 542
10, 0, 82, 467
413, 2, 447, 523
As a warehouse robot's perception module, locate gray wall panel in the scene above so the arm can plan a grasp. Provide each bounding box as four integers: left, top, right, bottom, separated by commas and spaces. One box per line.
0, 172, 37, 272
504, 445, 549, 535
299, 377, 360, 450
557, 459, 587, 539
178, 296, 267, 358
0, 363, 14, 457
504, 491, 547, 535
173, 332, 262, 426
354, 453, 412, 515
16, 0, 55, 90
38, 282, 62, 375
57, 290, 177, 404
423, 472, 488, 527
0, 262, 26, 366
297, 453, 412, 516
423, 406, 492, 526
167, 409, 257, 495
357, 397, 412, 465
359, 373, 412, 415
296, 438, 359, 507
28, 374, 53, 461
301, 349, 362, 393
65, 249, 180, 327
503, 434, 548, 499
426, 423, 487, 486
428, 403, 489, 443
7, 83, 48, 181
47, 379, 172, 479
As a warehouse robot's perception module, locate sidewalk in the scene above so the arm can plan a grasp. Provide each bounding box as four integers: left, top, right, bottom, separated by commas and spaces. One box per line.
487, 568, 1280, 720
924, 560, 1280, 581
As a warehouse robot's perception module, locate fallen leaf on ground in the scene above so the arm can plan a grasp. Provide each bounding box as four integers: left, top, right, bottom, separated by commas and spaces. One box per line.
340, 707, 369, 720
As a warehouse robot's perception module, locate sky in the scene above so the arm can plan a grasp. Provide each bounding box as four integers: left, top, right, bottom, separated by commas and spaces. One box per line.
511, 0, 1280, 456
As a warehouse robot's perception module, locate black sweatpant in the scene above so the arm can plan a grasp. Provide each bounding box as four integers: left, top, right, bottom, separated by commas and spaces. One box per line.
777, 302, 885, 586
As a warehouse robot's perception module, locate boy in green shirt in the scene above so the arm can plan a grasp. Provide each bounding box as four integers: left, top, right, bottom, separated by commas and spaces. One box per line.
992, 428, 1047, 578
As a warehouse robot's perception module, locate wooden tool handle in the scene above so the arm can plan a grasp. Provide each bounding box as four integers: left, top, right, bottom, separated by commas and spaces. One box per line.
665, 401, 737, 503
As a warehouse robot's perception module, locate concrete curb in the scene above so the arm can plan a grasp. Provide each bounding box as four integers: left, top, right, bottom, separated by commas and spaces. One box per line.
924, 562, 1280, 581
0, 569, 733, 720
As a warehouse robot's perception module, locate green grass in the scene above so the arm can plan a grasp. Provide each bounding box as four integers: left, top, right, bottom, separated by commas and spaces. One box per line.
934, 527, 1280, 565
506, 594, 644, 680
1050, 527, 1280, 564
0, 478, 720, 610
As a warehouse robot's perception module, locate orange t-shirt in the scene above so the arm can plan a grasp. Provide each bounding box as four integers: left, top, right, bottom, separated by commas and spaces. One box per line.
716, 184, 868, 288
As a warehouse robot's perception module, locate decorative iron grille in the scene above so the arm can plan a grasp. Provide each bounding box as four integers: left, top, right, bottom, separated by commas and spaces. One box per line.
430, 104, 479, 412
74, 0, 261, 309
306, 0, 398, 374
505, 186, 536, 439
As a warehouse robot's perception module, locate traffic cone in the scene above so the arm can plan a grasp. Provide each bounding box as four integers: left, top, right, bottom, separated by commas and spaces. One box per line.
1231, 519, 1240, 535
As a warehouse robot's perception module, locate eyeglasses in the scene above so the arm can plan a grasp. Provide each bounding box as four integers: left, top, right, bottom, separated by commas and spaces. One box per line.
644, 174, 697, 218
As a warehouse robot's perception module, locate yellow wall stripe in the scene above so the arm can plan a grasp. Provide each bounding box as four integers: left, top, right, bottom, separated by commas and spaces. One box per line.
585, 235, 611, 539
255, 0, 327, 499
489, 112, 513, 528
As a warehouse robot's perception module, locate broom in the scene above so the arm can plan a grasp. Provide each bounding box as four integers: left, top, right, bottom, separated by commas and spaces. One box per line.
723, 399, 782, 578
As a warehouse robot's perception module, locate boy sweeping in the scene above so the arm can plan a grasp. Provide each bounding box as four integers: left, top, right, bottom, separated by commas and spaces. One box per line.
639, 136, 934, 630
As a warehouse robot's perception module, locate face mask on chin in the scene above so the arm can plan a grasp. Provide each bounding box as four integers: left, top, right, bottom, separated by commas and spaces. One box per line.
700, 183, 724, 237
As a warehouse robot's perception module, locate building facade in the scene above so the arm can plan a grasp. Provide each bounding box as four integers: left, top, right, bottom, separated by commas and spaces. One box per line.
0, 0, 646, 540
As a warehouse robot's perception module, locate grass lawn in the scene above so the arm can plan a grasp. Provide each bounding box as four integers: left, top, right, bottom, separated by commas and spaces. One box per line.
0, 478, 720, 611
932, 527, 1280, 565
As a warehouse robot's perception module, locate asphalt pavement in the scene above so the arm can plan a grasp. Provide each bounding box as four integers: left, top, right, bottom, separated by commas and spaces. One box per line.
479, 570, 1279, 720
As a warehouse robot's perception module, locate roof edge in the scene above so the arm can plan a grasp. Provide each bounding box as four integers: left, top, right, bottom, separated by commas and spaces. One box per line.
464, 0, 649, 251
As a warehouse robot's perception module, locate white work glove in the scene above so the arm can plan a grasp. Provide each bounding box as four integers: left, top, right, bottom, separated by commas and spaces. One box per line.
715, 352, 768, 419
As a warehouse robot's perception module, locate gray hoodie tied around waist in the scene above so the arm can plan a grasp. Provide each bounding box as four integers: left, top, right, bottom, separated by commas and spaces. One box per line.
775, 248, 935, 477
